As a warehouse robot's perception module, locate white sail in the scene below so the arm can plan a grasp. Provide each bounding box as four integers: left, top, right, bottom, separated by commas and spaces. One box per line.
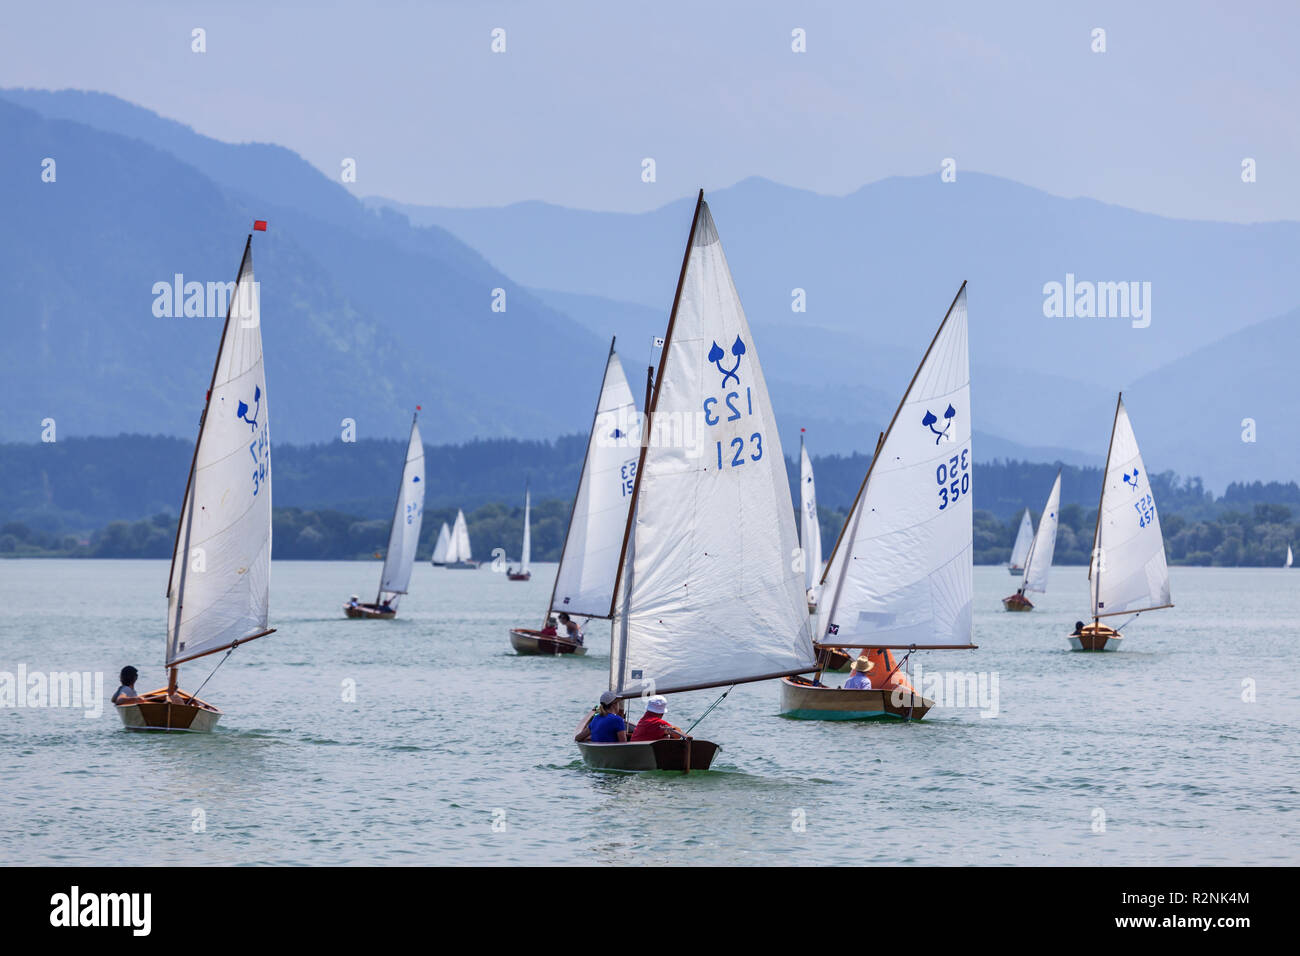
800, 436, 823, 596
166, 239, 272, 666
611, 199, 817, 696
520, 487, 531, 573
431, 523, 451, 564
1090, 397, 1171, 618
449, 509, 472, 564
822, 285, 973, 649
379, 418, 425, 603
1009, 509, 1033, 569
1287, 545, 1293, 569
1022, 471, 1061, 594
550, 348, 638, 617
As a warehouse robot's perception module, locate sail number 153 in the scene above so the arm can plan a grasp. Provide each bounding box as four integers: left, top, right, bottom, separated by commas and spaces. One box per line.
936, 448, 970, 511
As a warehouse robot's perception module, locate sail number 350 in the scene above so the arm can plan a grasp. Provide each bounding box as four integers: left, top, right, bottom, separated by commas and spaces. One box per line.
936, 448, 970, 511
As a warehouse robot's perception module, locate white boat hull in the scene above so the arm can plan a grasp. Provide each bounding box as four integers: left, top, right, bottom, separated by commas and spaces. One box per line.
116, 689, 222, 733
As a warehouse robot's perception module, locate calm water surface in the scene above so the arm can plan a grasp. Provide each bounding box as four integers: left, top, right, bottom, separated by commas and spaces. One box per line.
1, 560, 1296, 865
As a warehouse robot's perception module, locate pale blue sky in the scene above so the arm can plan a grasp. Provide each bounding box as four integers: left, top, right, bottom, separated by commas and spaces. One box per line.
2, 0, 1296, 220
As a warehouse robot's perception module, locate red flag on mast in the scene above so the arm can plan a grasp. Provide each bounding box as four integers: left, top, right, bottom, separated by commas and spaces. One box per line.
253, 220, 268, 231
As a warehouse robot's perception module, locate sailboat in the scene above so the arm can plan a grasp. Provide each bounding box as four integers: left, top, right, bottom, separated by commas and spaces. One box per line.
344, 411, 425, 618
1070, 394, 1172, 650
1003, 471, 1061, 611
430, 522, 451, 566
576, 191, 817, 771
781, 283, 974, 721
443, 509, 477, 568
507, 485, 532, 581
510, 339, 638, 655
1008, 508, 1033, 575
116, 228, 275, 732
1286, 545, 1293, 569
800, 429, 823, 615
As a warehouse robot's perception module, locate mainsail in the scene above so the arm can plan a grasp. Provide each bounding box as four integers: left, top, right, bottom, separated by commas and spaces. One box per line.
1089, 396, 1172, 619
1009, 509, 1034, 569
448, 509, 472, 564
609, 195, 817, 697
549, 344, 638, 618
520, 486, 531, 574
166, 237, 274, 667
378, 415, 425, 606
431, 523, 451, 564
820, 284, 974, 650
1287, 545, 1293, 569
1022, 471, 1061, 595
799, 434, 823, 597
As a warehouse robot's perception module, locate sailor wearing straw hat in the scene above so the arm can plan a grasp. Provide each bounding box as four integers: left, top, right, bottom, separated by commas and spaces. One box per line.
843, 655, 875, 690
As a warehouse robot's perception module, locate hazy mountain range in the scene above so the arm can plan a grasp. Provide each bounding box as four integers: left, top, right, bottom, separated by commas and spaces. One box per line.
1, 88, 1294, 491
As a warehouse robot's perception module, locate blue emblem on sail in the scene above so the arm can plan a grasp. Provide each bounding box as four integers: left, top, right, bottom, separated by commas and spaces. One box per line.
236, 385, 261, 431
921, 404, 956, 444
611, 428, 625, 439
412, 476, 420, 482
708, 335, 745, 388
1122, 468, 1140, 492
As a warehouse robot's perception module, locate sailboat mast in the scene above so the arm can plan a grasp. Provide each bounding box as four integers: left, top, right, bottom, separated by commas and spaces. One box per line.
378, 409, 419, 605
542, 337, 617, 627
607, 189, 704, 619
165, 235, 254, 682
1090, 393, 1123, 624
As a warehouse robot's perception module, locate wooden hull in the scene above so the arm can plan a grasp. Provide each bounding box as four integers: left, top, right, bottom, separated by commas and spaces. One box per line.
813, 644, 851, 672
779, 676, 933, 721
344, 603, 395, 619
1002, 594, 1034, 611
578, 738, 719, 772
1069, 624, 1122, 651
509, 628, 586, 656
507, 572, 531, 581
116, 688, 222, 733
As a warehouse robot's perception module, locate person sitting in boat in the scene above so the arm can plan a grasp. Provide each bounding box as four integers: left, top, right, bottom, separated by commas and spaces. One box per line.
575, 691, 630, 743
843, 655, 874, 690
557, 612, 584, 645
111, 666, 141, 705
630, 695, 685, 741
1071, 620, 1085, 636
377, 600, 393, 614
348, 595, 360, 609
540, 616, 559, 637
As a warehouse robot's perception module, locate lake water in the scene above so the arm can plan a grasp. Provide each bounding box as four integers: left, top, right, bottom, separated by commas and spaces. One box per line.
1, 560, 1296, 865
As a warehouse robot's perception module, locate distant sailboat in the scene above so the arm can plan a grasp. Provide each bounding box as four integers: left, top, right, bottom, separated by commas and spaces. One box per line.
510, 338, 637, 656
116, 228, 275, 732
782, 283, 974, 721
800, 429, 823, 615
577, 192, 817, 770
1003, 471, 1061, 611
1070, 394, 1173, 651
444, 509, 477, 568
507, 485, 532, 581
1008, 508, 1033, 575
430, 522, 451, 566
1286, 545, 1294, 569
345, 411, 425, 618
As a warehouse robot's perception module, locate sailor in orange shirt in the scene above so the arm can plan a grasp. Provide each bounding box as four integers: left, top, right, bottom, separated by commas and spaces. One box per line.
630, 695, 685, 741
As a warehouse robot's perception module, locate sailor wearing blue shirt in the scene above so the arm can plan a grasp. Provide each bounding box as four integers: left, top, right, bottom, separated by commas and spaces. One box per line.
575, 691, 630, 743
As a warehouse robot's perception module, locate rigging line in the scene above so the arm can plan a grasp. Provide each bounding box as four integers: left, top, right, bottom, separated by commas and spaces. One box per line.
685, 685, 734, 737
188, 640, 239, 703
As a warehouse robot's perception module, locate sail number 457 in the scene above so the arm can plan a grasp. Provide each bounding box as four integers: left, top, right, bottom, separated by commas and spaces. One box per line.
1134, 493, 1155, 528
936, 448, 970, 511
